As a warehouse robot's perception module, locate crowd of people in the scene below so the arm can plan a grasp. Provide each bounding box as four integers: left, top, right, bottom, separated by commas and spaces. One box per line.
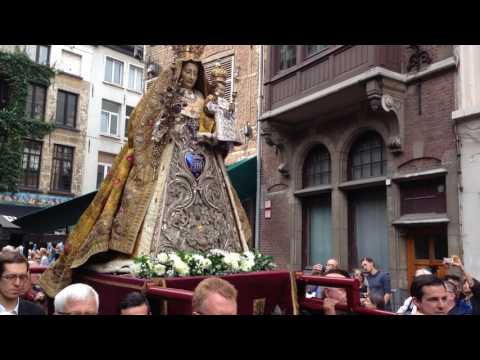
305, 255, 480, 315
1, 245, 479, 315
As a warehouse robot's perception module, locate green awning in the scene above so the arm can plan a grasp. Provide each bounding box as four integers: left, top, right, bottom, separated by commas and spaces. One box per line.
227, 156, 257, 202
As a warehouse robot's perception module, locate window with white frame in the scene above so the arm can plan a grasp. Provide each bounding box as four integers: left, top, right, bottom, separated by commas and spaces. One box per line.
60, 50, 82, 76
104, 57, 124, 86
96, 162, 112, 189
128, 65, 144, 93
100, 99, 121, 137
26, 45, 50, 66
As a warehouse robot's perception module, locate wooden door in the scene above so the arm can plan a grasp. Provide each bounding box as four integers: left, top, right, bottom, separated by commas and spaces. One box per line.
406, 226, 448, 288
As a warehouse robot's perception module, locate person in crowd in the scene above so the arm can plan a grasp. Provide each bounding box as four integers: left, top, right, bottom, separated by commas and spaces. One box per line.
410, 275, 449, 315
54, 283, 99, 315
454, 255, 480, 315
361, 257, 392, 308
307, 258, 340, 298
119, 291, 151, 315
444, 276, 472, 315
192, 277, 238, 315
0, 250, 45, 315
363, 290, 386, 310
352, 268, 368, 296
397, 268, 432, 314
321, 270, 350, 315
39, 248, 49, 266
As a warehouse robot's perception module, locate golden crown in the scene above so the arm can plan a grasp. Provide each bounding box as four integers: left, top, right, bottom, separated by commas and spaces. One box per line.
171, 45, 205, 62
210, 62, 228, 83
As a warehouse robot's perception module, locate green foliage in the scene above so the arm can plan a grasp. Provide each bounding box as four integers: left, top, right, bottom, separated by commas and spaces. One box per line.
0, 50, 55, 192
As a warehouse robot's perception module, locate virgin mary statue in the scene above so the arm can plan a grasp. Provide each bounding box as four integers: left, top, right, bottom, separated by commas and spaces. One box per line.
39, 45, 251, 297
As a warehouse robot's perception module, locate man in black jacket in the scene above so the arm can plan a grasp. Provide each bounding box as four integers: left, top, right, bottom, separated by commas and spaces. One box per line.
0, 250, 45, 315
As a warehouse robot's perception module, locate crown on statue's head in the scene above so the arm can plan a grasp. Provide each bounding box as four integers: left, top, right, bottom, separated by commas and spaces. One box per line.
171, 45, 205, 62
211, 62, 228, 84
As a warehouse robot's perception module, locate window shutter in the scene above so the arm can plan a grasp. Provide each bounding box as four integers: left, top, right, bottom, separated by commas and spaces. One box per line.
203, 55, 234, 102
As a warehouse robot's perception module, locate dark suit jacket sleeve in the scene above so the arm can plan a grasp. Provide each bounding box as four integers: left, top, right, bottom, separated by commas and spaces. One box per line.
19, 299, 46, 315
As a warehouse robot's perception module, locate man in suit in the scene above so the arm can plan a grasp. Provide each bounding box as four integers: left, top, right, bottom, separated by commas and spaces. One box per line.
0, 250, 45, 315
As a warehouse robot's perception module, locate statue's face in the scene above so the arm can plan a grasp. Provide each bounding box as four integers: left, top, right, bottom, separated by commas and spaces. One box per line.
181, 62, 199, 90
215, 82, 226, 98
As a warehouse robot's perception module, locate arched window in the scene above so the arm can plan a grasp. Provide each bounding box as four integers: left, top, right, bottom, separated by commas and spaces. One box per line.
303, 145, 331, 188
348, 132, 386, 180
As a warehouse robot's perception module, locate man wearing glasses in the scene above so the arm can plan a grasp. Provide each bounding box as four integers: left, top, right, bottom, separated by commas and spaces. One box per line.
0, 250, 45, 315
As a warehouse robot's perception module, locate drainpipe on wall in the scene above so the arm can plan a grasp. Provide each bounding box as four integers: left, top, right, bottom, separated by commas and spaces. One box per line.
255, 45, 264, 250
452, 46, 464, 262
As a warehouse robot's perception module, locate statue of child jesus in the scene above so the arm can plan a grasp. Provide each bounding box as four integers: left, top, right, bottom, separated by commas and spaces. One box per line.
199, 62, 241, 150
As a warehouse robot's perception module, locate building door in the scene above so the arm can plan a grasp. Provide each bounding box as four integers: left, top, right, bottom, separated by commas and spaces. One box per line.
406, 226, 448, 287
348, 187, 388, 271
302, 194, 332, 268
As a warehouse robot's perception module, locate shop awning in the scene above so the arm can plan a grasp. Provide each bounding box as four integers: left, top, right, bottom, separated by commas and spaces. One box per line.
227, 156, 257, 202
392, 213, 450, 226
13, 191, 98, 233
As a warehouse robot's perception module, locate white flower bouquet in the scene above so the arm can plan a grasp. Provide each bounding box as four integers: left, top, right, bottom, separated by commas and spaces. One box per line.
131, 249, 276, 279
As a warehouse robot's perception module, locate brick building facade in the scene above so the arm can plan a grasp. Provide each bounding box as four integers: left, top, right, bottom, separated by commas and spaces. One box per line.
258, 45, 460, 306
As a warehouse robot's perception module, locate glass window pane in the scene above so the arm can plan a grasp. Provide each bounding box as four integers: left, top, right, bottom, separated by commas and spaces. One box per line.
306, 45, 327, 57
33, 86, 46, 120
308, 196, 332, 266
25, 84, 33, 116
102, 99, 120, 113
415, 236, 430, 260
348, 132, 386, 180
105, 58, 113, 82
38, 45, 49, 65
434, 233, 448, 260
56, 91, 66, 125
97, 165, 105, 189
278, 45, 296, 72
136, 69, 143, 92
114, 61, 123, 85
66, 94, 77, 127
101, 111, 109, 133
110, 114, 118, 135
129, 66, 136, 89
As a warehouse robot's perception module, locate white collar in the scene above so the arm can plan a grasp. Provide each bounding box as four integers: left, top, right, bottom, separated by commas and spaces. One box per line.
0, 297, 20, 315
